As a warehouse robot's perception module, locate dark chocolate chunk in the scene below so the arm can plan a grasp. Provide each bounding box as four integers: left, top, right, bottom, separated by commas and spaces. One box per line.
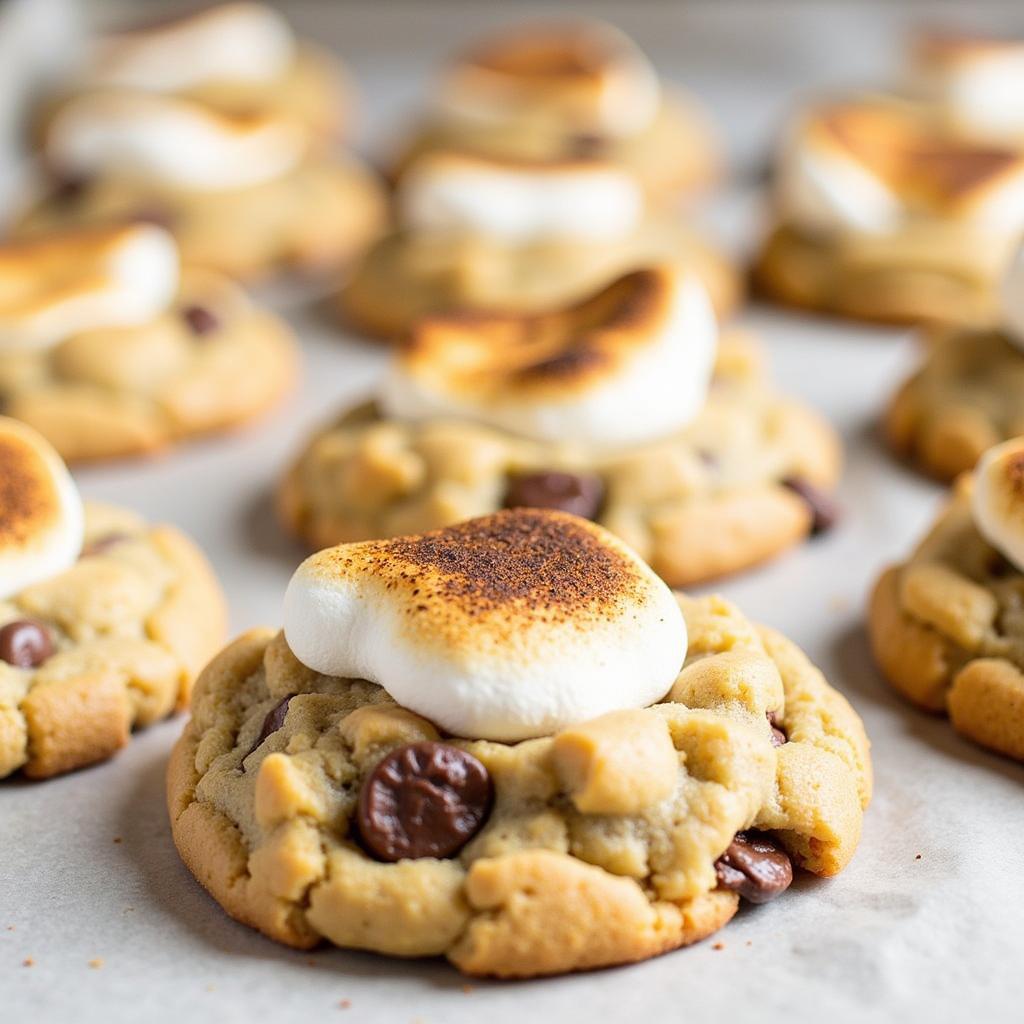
782, 476, 839, 535
504, 470, 604, 521
357, 741, 492, 862
245, 696, 293, 759
182, 304, 219, 336
714, 831, 793, 903
0, 620, 54, 669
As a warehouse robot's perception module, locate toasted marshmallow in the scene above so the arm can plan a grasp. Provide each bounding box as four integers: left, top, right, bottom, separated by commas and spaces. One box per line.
284, 509, 686, 741
399, 151, 644, 244
911, 30, 1024, 142
46, 93, 305, 190
0, 418, 84, 600
0, 225, 179, 353
777, 100, 1024, 237
972, 438, 1024, 571
380, 267, 717, 447
86, 3, 295, 93
436, 21, 660, 139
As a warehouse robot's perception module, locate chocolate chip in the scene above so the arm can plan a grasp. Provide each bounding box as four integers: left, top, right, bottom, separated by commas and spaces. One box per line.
715, 831, 793, 904
504, 471, 604, 521
767, 710, 787, 747
568, 134, 607, 158
52, 175, 89, 206
80, 532, 132, 558
0, 620, 55, 669
245, 695, 292, 759
182, 305, 219, 336
357, 741, 492, 862
782, 476, 839, 535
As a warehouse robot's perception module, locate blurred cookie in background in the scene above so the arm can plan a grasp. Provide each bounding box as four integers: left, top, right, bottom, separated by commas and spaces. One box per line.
885, 242, 1024, 481
14, 2, 387, 279
0, 224, 298, 461
755, 28, 1024, 328
387, 20, 720, 205
341, 151, 739, 340
287, 266, 839, 587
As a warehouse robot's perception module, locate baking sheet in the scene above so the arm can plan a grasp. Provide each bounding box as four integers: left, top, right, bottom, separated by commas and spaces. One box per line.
3, 3, 1023, 1020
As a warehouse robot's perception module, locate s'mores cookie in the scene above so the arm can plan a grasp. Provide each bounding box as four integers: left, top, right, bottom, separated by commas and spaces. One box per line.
870, 438, 1024, 763
387, 20, 719, 205
0, 224, 297, 461
35, 2, 351, 145
15, 4, 386, 280
754, 96, 1024, 326
909, 29, 1024, 145
885, 242, 1024, 480
285, 267, 839, 586
168, 509, 871, 977
0, 417, 226, 779
341, 150, 738, 341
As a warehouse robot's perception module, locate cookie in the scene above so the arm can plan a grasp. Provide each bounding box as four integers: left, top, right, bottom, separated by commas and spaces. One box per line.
289, 267, 839, 586
753, 97, 1024, 326
342, 201, 740, 341
0, 224, 298, 461
387, 20, 718, 205
33, 3, 352, 149
0, 418, 226, 779
869, 440, 1024, 762
168, 509, 871, 977
19, 2, 382, 279
884, 245, 1024, 480
909, 29, 1024, 145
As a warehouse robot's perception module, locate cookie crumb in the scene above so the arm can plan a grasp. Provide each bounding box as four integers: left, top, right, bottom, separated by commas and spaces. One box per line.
338, 1000, 351, 1010
712, 942, 725, 951
6, 925, 14, 931
829, 595, 849, 614
461, 984, 474, 994
915, 854, 922, 860
88, 958, 103, 970
745, 940, 752, 947
22, 957, 34, 967
113, 837, 123, 844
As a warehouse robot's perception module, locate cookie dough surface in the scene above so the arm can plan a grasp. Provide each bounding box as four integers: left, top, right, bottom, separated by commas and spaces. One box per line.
0, 502, 226, 779
869, 476, 1024, 761
885, 328, 1024, 481
753, 223, 1002, 328
14, 157, 387, 282
277, 344, 840, 587
168, 593, 871, 977
340, 219, 739, 342
0, 268, 296, 462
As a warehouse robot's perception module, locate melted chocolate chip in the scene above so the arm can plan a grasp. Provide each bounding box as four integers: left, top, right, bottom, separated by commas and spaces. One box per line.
357, 741, 492, 862
568, 133, 608, 158
715, 831, 793, 903
0, 620, 54, 669
245, 696, 292, 759
504, 470, 604, 521
782, 476, 839, 535
767, 710, 787, 747
52, 175, 89, 206
182, 305, 219, 336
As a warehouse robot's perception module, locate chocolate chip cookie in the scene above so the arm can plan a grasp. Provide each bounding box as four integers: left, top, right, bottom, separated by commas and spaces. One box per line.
283, 268, 841, 587
869, 455, 1024, 762
168, 510, 871, 977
